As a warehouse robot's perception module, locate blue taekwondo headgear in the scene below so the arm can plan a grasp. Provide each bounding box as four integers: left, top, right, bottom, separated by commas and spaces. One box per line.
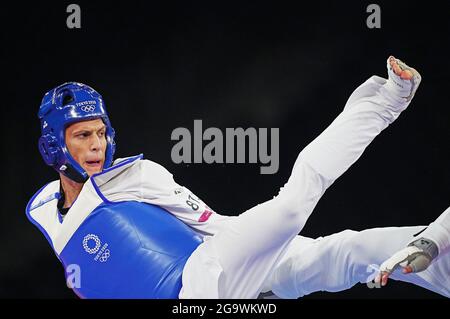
38, 82, 116, 183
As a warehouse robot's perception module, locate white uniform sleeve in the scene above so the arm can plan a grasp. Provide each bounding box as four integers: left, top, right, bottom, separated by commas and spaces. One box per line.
416, 207, 450, 256
137, 160, 234, 237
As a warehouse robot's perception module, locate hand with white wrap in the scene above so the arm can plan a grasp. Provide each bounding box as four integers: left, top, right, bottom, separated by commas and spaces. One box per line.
375, 237, 439, 286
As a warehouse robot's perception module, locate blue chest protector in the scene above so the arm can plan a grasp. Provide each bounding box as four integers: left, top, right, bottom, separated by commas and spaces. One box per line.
59, 201, 203, 298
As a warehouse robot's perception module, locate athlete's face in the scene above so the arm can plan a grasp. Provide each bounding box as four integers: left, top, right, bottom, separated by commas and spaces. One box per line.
65, 118, 107, 177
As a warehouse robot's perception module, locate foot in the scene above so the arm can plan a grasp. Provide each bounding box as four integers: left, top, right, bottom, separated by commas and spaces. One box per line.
386, 56, 422, 102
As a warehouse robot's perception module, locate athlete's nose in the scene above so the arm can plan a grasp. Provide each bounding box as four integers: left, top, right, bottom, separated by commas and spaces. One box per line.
90, 134, 102, 152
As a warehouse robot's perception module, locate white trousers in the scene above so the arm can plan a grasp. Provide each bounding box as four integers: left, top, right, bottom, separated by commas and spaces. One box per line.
266, 226, 450, 298
179, 75, 425, 298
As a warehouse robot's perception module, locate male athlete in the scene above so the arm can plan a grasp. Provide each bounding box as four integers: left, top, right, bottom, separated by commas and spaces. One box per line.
27, 56, 449, 298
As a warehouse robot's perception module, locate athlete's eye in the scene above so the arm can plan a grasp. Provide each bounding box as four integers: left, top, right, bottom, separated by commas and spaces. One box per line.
76, 132, 89, 138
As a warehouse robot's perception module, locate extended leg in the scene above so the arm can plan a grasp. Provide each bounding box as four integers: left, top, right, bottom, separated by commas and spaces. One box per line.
266, 227, 450, 298
180, 57, 422, 299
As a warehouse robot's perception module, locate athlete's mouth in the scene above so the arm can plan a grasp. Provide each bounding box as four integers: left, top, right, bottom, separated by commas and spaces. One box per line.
85, 160, 102, 167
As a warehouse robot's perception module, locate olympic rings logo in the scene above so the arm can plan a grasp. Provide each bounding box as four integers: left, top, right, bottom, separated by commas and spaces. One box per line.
82, 234, 111, 263
82, 234, 101, 254
81, 104, 96, 112
99, 249, 110, 262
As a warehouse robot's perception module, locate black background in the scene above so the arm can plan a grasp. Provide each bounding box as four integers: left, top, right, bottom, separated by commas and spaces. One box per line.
1, 1, 449, 299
